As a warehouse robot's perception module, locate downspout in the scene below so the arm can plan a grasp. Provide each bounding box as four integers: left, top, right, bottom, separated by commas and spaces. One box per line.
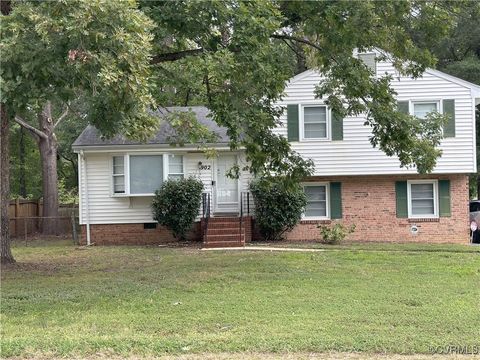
80, 150, 91, 245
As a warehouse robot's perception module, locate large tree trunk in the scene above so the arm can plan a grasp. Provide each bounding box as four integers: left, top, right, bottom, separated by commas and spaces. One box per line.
1, 103, 15, 264
38, 102, 59, 235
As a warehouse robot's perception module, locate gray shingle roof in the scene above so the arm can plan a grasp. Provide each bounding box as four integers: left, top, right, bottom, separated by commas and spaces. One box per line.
72, 106, 230, 147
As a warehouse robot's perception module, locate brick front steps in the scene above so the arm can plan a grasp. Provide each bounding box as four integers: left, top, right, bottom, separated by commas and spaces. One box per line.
203, 216, 245, 248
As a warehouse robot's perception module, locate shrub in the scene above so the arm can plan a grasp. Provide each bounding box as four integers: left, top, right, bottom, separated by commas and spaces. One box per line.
250, 177, 307, 241
317, 223, 356, 244
152, 177, 204, 240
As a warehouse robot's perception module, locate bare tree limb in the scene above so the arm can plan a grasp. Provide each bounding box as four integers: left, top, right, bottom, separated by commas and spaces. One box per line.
150, 48, 204, 64
54, 106, 69, 129
270, 34, 324, 52
14, 116, 47, 141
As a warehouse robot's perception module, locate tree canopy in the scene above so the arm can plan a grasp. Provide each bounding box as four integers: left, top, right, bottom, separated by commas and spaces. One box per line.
1, 0, 157, 140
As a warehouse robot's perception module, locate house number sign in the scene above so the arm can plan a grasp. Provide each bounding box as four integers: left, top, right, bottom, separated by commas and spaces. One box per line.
198, 163, 211, 171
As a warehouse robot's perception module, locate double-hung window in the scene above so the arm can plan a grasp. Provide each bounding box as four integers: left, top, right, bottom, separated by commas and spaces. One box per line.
302, 106, 328, 140
168, 155, 184, 180
303, 183, 329, 219
408, 180, 438, 218
412, 101, 439, 119
112, 156, 126, 194
112, 154, 184, 196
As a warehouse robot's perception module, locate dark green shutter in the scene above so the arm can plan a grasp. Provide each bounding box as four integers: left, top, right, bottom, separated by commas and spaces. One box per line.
397, 101, 409, 114
395, 181, 408, 218
439, 180, 451, 217
330, 182, 342, 219
287, 104, 299, 142
331, 111, 344, 141
443, 99, 455, 137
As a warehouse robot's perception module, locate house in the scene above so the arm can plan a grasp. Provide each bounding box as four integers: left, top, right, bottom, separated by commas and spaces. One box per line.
73, 55, 480, 246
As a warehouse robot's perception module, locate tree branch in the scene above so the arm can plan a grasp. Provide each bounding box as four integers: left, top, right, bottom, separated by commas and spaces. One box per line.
150, 48, 204, 64
270, 34, 324, 52
54, 106, 69, 129
14, 116, 47, 141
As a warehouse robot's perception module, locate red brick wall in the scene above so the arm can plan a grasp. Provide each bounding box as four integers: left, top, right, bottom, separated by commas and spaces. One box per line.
285, 174, 470, 244
80, 174, 469, 245
80, 223, 201, 245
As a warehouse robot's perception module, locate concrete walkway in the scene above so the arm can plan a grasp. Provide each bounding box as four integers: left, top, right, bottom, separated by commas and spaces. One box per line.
201, 246, 326, 252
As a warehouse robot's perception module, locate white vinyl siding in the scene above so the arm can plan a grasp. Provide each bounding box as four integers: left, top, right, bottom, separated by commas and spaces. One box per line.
79, 152, 252, 224
302, 106, 327, 139
412, 101, 439, 119
407, 180, 438, 218
274, 60, 476, 175
129, 155, 163, 195
168, 154, 184, 180
303, 183, 329, 219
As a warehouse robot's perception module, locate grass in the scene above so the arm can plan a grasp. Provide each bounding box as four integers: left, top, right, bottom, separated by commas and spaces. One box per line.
1, 239, 479, 358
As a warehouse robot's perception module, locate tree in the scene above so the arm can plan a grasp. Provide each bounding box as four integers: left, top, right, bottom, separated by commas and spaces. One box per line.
142, 1, 458, 175
9, 122, 42, 199
1, 1, 465, 262
0, 0, 15, 264
1, 0, 157, 261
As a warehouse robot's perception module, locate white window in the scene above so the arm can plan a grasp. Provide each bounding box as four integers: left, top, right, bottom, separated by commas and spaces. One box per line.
302, 105, 328, 139
412, 101, 439, 119
111, 154, 184, 196
303, 183, 329, 219
358, 53, 376, 74
408, 180, 438, 218
168, 154, 184, 180
112, 156, 125, 194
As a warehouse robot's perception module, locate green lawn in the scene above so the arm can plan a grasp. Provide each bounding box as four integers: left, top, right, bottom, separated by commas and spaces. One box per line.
1, 240, 479, 358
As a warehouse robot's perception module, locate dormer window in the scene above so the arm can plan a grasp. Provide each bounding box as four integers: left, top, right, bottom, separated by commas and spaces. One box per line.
358, 53, 376, 74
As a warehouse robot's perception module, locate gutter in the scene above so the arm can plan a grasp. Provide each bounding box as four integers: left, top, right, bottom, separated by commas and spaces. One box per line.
80, 150, 91, 246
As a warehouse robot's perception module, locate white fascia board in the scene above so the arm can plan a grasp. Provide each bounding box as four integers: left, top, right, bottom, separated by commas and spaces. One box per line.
73, 143, 234, 153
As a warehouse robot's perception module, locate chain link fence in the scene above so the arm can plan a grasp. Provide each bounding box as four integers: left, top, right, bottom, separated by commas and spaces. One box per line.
10, 215, 80, 245
9, 200, 80, 245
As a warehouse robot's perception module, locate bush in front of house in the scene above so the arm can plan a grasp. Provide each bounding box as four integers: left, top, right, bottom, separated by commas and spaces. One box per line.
317, 223, 356, 244
250, 177, 307, 241
152, 177, 204, 240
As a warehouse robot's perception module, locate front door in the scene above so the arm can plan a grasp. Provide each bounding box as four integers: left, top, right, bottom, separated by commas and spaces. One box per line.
214, 154, 239, 213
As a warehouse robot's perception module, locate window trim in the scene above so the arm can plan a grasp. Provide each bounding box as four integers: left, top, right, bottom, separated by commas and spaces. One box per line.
407, 179, 439, 219
112, 155, 127, 194
410, 100, 442, 119
110, 153, 185, 197
302, 182, 330, 220
299, 104, 330, 141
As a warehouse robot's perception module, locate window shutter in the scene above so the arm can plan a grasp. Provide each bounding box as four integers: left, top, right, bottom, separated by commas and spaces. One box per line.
395, 181, 408, 218
331, 111, 344, 141
442, 99, 455, 137
397, 101, 409, 114
439, 180, 451, 217
330, 182, 342, 219
287, 104, 299, 142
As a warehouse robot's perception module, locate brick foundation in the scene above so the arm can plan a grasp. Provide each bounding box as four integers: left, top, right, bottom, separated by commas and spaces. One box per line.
80, 223, 201, 246
285, 174, 470, 244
